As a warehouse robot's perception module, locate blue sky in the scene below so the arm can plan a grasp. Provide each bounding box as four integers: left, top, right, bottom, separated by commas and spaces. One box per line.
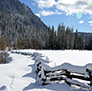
19, 0, 92, 33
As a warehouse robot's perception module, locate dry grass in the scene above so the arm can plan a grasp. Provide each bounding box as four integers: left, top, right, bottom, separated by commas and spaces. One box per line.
0, 51, 7, 64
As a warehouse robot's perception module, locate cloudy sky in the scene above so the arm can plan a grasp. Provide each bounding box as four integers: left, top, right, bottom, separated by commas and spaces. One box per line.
19, 0, 92, 32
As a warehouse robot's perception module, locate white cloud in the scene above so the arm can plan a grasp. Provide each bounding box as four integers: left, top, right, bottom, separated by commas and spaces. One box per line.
34, 0, 56, 8
40, 10, 63, 16
35, 13, 41, 17
35, 0, 92, 16
55, 10, 63, 15
78, 20, 84, 24
56, 0, 92, 15
40, 11, 54, 16
88, 21, 92, 26
32, 2, 36, 6
88, 21, 92, 23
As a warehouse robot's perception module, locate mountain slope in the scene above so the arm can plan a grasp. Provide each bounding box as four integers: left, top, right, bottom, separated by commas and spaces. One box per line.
78, 32, 92, 38
0, 0, 47, 31
0, 0, 48, 49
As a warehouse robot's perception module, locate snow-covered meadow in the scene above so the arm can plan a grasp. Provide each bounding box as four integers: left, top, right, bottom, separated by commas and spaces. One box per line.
0, 49, 92, 91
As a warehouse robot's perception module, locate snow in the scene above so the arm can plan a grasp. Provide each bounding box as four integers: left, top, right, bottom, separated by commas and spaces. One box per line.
0, 50, 92, 91
34, 50, 92, 66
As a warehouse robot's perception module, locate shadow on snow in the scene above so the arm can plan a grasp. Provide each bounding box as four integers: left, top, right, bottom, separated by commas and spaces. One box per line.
22, 63, 70, 91
22, 64, 36, 79
7, 53, 13, 63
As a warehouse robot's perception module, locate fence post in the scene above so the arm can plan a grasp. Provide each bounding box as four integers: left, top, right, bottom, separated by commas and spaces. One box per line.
86, 68, 92, 86
90, 75, 92, 86
41, 67, 46, 85
65, 69, 72, 79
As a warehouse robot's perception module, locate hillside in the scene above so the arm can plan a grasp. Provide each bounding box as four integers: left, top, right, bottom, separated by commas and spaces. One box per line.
78, 32, 92, 38
0, 0, 48, 49
0, 0, 47, 31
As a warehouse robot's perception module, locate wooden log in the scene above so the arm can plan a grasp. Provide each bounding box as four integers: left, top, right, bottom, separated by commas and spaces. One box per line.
46, 72, 91, 82
90, 76, 92, 86
65, 74, 91, 81
45, 69, 84, 76
50, 77, 63, 81
42, 82, 50, 86
37, 62, 41, 67
42, 78, 46, 81
65, 79, 71, 86
46, 73, 66, 77
86, 68, 92, 86
39, 74, 41, 78
65, 70, 72, 79
64, 79, 90, 90
36, 68, 41, 74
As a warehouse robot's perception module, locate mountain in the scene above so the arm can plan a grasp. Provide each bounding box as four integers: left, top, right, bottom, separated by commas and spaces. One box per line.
0, 0, 47, 31
78, 32, 92, 38
0, 0, 48, 49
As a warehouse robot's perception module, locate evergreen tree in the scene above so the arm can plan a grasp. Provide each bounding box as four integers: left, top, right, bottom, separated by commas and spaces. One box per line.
86, 36, 92, 50
45, 29, 50, 49
79, 34, 85, 50
70, 27, 74, 49
57, 23, 61, 49
51, 26, 54, 49
61, 23, 66, 49
18, 35, 22, 49
66, 27, 71, 49
49, 26, 54, 49
74, 29, 79, 49
85, 35, 90, 50
53, 31, 57, 49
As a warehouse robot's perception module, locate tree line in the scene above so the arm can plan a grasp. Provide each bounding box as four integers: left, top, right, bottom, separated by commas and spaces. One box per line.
0, 22, 92, 50
45, 23, 92, 50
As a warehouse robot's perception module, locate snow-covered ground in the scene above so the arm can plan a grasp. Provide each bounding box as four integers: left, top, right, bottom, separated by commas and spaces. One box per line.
0, 50, 92, 91
35, 50, 92, 66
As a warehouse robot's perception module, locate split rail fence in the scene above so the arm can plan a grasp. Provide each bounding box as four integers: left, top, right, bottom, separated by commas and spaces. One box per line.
34, 53, 92, 90
11, 50, 92, 90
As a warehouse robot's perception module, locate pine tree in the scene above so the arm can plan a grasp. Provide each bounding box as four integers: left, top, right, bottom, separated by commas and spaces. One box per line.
61, 23, 66, 49
51, 26, 54, 49
70, 27, 74, 49
18, 35, 22, 49
85, 35, 90, 50
53, 31, 57, 49
49, 26, 54, 49
57, 23, 61, 49
66, 27, 71, 49
74, 29, 79, 49
79, 34, 85, 50
45, 29, 50, 49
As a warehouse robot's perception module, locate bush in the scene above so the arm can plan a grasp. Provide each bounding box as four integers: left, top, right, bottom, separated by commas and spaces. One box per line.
0, 36, 7, 64
0, 51, 7, 63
